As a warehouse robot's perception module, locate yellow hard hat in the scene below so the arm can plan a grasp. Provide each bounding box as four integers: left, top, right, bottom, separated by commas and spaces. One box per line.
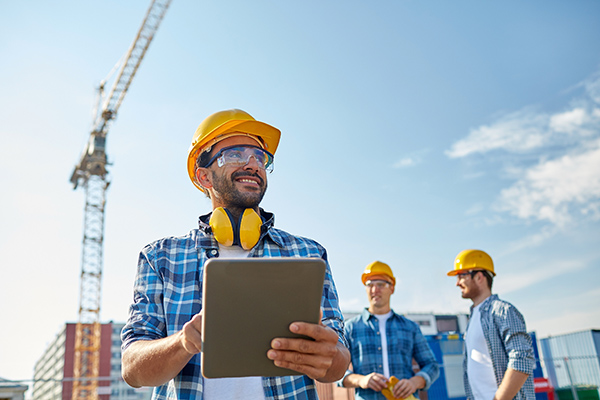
187, 109, 281, 192
361, 261, 396, 286
447, 249, 496, 276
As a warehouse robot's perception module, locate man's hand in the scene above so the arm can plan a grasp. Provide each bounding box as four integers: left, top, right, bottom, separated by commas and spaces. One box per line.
122, 311, 203, 388
266, 319, 349, 382
358, 372, 388, 392
392, 376, 423, 399
179, 312, 203, 354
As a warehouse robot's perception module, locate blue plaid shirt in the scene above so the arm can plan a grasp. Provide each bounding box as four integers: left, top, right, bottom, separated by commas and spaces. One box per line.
341, 309, 439, 400
464, 294, 535, 400
121, 210, 348, 400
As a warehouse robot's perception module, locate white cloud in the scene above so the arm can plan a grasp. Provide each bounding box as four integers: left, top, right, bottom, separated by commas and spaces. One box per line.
502, 226, 559, 254
584, 71, 600, 104
392, 149, 428, 169
495, 257, 587, 294
549, 108, 587, 134
464, 203, 484, 216
447, 71, 600, 228
445, 109, 549, 158
393, 157, 417, 168
495, 139, 600, 226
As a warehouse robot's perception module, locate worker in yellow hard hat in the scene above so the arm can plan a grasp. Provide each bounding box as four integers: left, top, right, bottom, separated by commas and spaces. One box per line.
121, 109, 350, 399
447, 249, 535, 400
341, 261, 439, 400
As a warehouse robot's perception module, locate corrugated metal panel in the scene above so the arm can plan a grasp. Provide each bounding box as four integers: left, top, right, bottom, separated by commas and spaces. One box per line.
540, 330, 600, 391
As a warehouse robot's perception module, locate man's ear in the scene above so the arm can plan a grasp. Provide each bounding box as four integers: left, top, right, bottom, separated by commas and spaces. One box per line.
195, 167, 213, 190
475, 271, 485, 287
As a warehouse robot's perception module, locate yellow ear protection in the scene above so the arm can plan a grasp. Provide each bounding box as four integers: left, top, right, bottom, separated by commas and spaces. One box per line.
209, 207, 263, 250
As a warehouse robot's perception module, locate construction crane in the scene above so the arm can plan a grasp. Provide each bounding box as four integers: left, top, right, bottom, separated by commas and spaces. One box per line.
69, 1, 171, 399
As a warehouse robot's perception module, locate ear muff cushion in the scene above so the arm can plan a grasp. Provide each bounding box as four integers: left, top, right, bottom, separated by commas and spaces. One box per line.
209, 207, 234, 247
239, 208, 262, 250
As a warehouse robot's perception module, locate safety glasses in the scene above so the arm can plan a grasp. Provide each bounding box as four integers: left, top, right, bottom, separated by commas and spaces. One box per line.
203, 145, 274, 172
365, 280, 392, 289
456, 270, 486, 280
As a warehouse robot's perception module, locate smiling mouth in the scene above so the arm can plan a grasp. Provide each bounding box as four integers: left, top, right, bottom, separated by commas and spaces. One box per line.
232, 172, 263, 187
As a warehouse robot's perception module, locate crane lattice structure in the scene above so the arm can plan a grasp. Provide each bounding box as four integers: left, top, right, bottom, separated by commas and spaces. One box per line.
69, 1, 171, 399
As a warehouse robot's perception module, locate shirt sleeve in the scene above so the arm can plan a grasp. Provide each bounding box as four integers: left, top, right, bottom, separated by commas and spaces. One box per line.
121, 244, 167, 350
338, 322, 354, 387
412, 326, 440, 390
320, 251, 349, 350
497, 304, 536, 375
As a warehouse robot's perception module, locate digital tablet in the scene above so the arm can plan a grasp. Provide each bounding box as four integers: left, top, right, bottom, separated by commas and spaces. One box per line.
201, 257, 326, 378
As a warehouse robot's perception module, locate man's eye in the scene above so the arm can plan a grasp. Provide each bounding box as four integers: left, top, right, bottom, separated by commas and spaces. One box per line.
228, 151, 243, 159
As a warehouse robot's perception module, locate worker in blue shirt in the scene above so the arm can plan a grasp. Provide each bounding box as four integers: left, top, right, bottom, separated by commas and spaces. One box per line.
341, 261, 439, 400
448, 249, 535, 400
121, 109, 350, 400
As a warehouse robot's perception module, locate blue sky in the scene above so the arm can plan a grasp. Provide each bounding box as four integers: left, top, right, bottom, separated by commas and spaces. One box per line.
1, 0, 599, 387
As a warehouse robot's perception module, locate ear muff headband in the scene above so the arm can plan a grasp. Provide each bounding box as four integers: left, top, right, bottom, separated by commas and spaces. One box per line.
209, 207, 262, 250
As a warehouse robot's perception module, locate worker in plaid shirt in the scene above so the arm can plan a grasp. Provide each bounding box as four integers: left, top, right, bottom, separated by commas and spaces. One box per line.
448, 249, 535, 400
121, 109, 350, 399
341, 261, 439, 400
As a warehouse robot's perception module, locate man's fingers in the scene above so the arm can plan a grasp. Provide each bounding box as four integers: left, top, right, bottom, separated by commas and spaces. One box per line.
393, 379, 414, 399
368, 373, 387, 391
286, 320, 338, 343
270, 335, 337, 359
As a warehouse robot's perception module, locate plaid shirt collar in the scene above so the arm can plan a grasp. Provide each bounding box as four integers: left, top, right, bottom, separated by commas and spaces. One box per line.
470, 293, 498, 314
360, 308, 400, 324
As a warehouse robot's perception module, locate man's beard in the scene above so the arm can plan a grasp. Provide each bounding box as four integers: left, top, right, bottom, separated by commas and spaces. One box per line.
461, 284, 479, 300
211, 169, 267, 209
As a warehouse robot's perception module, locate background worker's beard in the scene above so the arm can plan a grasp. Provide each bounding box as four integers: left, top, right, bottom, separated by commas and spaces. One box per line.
211, 169, 267, 209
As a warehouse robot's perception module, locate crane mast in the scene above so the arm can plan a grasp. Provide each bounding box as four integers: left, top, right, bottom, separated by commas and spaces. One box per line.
69, 1, 171, 399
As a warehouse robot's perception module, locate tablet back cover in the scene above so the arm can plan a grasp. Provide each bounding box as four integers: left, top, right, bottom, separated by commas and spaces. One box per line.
201, 257, 326, 378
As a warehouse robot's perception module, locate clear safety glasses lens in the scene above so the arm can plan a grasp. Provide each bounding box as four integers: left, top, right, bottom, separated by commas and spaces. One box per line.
365, 280, 391, 289
206, 145, 274, 172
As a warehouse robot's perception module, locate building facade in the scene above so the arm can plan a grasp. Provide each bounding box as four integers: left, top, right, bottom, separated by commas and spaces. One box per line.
32, 322, 151, 400
0, 378, 28, 400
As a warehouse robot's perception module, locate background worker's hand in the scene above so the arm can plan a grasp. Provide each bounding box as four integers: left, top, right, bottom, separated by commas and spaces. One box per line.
266, 318, 340, 380
358, 372, 388, 392
179, 312, 203, 355
392, 377, 419, 399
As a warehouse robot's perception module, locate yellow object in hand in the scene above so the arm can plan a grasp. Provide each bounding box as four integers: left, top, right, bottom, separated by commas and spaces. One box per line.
380, 376, 418, 400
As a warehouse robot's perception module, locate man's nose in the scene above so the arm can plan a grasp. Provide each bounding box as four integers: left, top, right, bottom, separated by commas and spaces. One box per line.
243, 155, 262, 170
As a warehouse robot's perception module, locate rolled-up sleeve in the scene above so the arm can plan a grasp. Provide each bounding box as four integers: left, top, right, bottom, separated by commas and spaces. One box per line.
501, 306, 535, 374
121, 245, 166, 350
413, 328, 440, 390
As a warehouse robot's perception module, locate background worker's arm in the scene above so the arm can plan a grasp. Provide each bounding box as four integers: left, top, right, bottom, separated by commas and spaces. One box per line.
494, 368, 530, 400
121, 313, 202, 388
343, 372, 388, 392
267, 320, 351, 383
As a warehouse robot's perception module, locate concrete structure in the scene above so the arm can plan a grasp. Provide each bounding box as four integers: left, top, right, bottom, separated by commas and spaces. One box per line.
0, 378, 28, 400
32, 322, 151, 400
